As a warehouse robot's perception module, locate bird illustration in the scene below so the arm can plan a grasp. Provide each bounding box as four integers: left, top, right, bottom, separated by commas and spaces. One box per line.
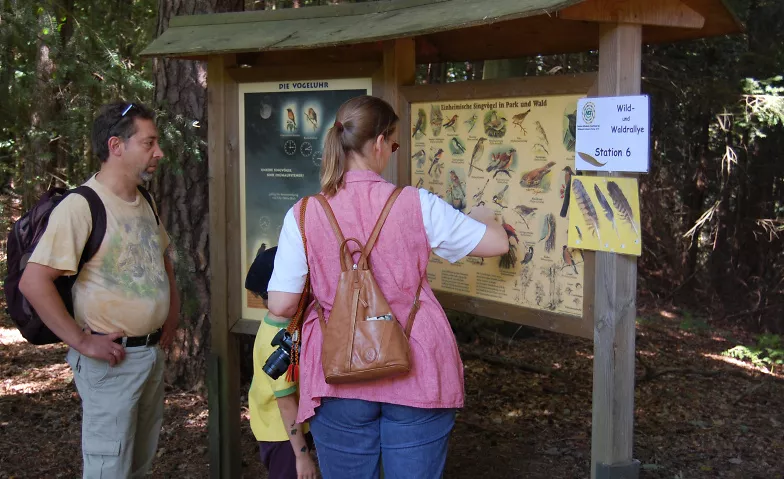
513, 204, 537, 229
306, 107, 318, 130
448, 170, 466, 197
465, 113, 478, 132
492, 185, 509, 209
286, 108, 296, 129
564, 111, 577, 151
468, 137, 487, 177
450, 137, 466, 154
486, 148, 516, 179
412, 149, 427, 169
533, 143, 550, 155
472, 179, 490, 205
520, 161, 556, 188
560, 166, 573, 218
535, 121, 549, 145
485, 110, 507, 137
443, 114, 459, 131
428, 149, 444, 176
521, 246, 534, 265
412, 109, 426, 138
430, 105, 443, 136
563, 245, 578, 274
502, 219, 519, 244
512, 109, 531, 134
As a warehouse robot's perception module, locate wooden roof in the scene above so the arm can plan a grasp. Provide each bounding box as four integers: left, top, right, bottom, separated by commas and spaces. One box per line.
141, 0, 743, 62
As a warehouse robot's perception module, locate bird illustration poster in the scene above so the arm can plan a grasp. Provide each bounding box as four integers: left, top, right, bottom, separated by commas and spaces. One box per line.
411, 93, 586, 318
239, 78, 371, 320
567, 176, 641, 256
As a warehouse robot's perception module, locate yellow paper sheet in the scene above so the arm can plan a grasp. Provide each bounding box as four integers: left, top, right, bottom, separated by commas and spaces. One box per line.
566, 176, 641, 256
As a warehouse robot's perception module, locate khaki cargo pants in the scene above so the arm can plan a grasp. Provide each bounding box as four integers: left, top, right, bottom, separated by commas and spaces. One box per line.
67, 345, 165, 479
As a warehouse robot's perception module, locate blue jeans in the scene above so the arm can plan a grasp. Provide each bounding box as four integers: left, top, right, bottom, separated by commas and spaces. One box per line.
310, 398, 456, 479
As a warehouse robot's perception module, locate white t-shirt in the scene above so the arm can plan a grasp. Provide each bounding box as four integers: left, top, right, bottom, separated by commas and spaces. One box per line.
268, 189, 486, 294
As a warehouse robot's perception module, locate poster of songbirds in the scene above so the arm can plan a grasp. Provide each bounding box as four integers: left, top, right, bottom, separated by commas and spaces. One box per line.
567, 176, 641, 256
411, 93, 586, 318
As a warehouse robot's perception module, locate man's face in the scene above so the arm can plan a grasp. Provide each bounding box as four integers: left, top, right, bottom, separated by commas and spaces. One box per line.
117, 118, 164, 184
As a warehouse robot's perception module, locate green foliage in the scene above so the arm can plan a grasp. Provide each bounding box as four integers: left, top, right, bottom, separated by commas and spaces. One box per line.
0, 0, 158, 211
678, 311, 711, 333
723, 334, 784, 373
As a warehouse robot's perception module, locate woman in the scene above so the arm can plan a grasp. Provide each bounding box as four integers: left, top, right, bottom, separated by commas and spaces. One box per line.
268, 96, 508, 479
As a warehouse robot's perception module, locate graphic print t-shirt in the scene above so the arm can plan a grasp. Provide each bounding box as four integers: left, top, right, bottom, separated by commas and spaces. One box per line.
29, 176, 171, 336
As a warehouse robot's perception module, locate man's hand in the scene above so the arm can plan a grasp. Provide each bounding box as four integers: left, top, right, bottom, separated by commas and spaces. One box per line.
160, 312, 179, 350
295, 453, 317, 479
76, 332, 126, 366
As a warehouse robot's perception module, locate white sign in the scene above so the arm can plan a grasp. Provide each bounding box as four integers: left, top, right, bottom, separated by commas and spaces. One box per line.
575, 95, 650, 173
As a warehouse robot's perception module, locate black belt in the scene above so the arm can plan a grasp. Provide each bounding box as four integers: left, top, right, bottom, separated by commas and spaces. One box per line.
112, 329, 162, 347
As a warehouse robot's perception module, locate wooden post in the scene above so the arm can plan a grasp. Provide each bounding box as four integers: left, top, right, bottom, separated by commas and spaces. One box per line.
207, 54, 242, 479
380, 38, 416, 185
591, 23, 641, 479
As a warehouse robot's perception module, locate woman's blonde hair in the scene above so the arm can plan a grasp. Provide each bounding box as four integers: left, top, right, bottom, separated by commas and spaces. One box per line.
321, 96, 399, 197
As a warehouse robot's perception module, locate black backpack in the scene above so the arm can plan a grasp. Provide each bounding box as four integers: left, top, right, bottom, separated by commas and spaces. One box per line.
4, 184, 159, 345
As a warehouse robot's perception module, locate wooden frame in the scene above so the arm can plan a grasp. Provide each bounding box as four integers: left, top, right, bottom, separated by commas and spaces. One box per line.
227, 61, 384, 332
399, 73, 598, 339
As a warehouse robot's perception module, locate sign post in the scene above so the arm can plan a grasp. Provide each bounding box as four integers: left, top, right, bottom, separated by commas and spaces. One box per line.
575, 95, 650, 173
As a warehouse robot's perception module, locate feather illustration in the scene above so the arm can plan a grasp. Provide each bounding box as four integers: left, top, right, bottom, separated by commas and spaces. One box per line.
538, 213, 556, 253
578, 151, 607, 167
572, 179, 601, 244
594, 184, 619, 238
606, 181, 639, 236
575, 225, 583, 241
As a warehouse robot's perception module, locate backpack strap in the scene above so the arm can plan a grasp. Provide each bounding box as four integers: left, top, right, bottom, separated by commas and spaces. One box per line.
359, 187, 403, 268
137, 185, 160, 225
314, 194, 355, 271
404, 271, 427, 338
70, 186, 106, 273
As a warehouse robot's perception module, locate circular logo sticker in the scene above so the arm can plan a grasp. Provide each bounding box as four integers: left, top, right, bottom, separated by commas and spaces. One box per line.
582, 102, 596, 124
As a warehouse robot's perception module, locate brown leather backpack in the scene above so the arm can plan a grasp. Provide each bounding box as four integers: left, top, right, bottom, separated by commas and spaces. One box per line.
312, 188, 424, 384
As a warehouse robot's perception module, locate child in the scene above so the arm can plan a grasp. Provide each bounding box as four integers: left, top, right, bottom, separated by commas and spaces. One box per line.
246, 246, 317, 479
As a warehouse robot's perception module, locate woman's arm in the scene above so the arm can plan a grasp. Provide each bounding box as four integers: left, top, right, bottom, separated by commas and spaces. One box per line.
466, 205, 509, 257
267, 207, 308, 317
267, 292, 302, 319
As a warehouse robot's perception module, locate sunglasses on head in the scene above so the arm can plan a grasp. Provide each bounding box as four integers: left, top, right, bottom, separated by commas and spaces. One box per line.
108, 103, 136, 134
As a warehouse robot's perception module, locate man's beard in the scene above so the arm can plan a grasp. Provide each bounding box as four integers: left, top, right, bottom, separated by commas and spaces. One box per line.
139, 171, 154, 182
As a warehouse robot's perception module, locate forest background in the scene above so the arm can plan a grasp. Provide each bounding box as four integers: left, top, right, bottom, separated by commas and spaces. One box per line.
1, 0, 783, 394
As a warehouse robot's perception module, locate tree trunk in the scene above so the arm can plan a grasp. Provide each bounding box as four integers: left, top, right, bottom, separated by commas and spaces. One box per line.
153, 0, 244, 390
25, 9, 57, 207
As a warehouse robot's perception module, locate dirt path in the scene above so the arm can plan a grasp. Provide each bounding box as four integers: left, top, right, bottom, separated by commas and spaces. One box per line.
1, 311, 782, 478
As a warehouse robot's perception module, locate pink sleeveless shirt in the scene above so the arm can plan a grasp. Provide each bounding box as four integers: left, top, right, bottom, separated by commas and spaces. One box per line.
294, 171, 465, 422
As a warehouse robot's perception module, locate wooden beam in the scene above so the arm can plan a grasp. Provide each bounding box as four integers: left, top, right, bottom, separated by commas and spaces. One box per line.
380, 38, 416, 186
207, 54, 242, 479
590, 24, 641, 479
230, 318, 262, 336
559, 0, 705, 29
399, 73, 598, 103
227, 62, 381, 83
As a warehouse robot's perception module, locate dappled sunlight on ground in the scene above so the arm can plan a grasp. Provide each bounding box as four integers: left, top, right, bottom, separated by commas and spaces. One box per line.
0, 326, 25, 345
1, 311, 782, 478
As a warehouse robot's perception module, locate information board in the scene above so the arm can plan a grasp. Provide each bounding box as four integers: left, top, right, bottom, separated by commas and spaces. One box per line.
239, 79, 371, 320
411, 93, 586, 317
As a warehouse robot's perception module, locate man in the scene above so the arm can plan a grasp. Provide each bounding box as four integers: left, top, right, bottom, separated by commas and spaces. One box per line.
20, 102, 180, 478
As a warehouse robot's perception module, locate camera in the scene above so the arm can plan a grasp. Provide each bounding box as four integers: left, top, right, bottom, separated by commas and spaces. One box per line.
263, 328, 293, 379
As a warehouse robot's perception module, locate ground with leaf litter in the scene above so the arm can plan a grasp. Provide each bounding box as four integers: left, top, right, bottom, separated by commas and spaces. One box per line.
1, 307, 782, 479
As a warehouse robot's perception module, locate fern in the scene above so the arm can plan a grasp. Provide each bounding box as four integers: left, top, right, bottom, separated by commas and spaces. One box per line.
723, 334, 784, 374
